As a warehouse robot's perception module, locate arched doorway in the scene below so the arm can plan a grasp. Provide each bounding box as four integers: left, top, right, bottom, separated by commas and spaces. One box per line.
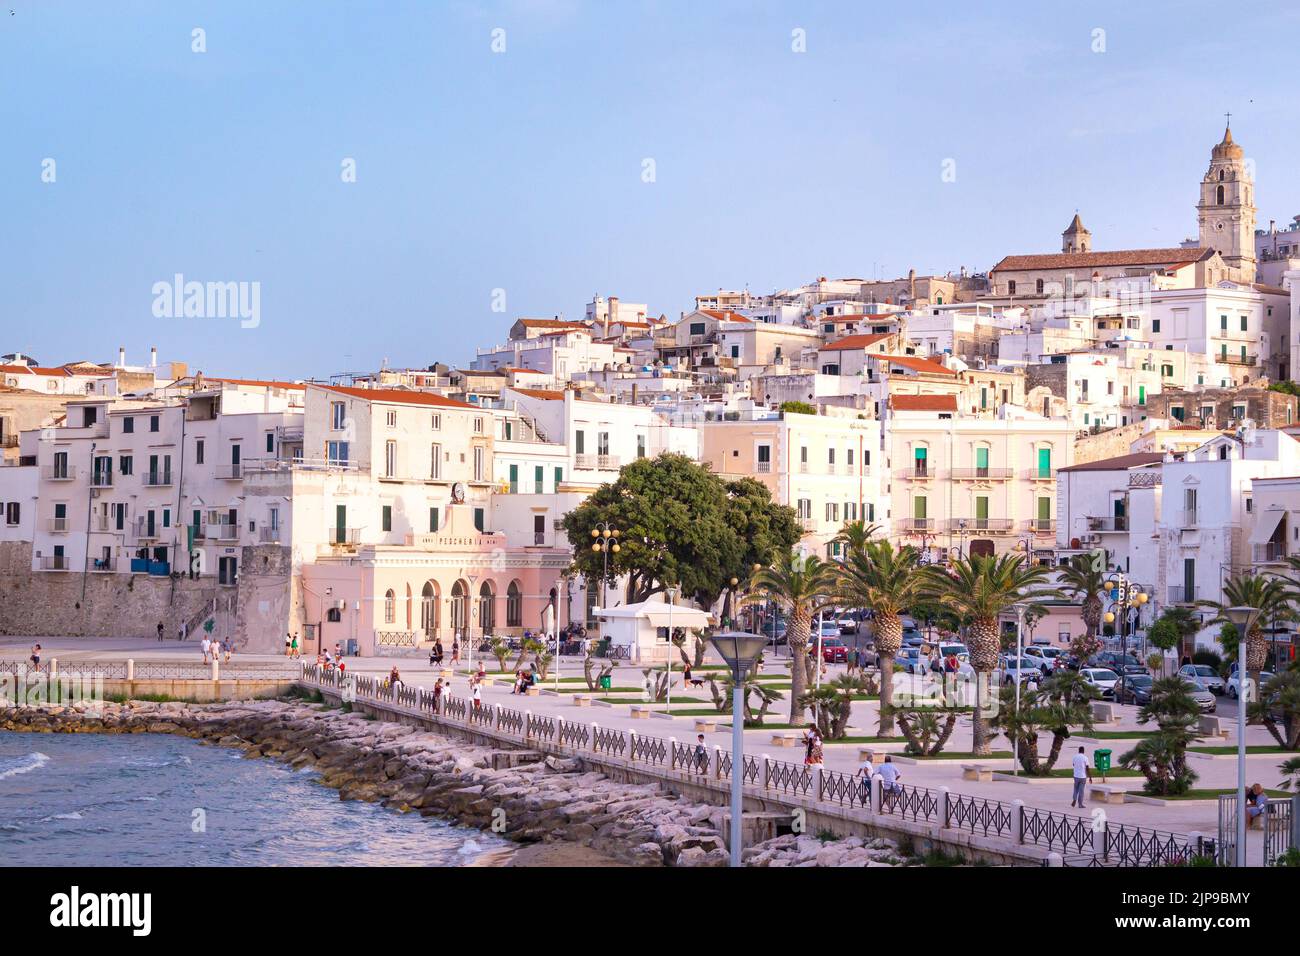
420, 581, 440, 639
450, 580, 468, 637
479, 581, 496, 635
506, 580, 523, 628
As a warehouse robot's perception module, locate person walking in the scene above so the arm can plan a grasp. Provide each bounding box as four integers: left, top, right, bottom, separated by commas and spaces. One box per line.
878, 754, 902, 798
157, 620, 164, 642
693, 733, 708, 773
290, 634, 299, 659
29, 643, 41, 674
432, 677, 444, 713
285, 632, 293, 657
451, 638, 461, 666
200, 633, 212, 664
1070, 745, 1092, 808
803, 724, 824, 770
471, 679, 483, 711
857, 750, 876, 804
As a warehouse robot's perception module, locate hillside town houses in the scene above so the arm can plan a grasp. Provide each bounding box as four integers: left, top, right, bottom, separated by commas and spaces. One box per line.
2, 125, 1300, 666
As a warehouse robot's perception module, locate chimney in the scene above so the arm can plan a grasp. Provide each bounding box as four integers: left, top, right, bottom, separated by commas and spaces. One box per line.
150, 346, 157, 368
118, 346, 126, 368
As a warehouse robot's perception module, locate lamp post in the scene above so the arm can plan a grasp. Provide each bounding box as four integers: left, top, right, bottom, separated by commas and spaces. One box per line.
590, 524, 620, 613
708, 631, 767, 868
1102, 572, 1148, 704
1012, 602, 1026, 777
1224, 605, 1260, 867
665, 584, 680, 712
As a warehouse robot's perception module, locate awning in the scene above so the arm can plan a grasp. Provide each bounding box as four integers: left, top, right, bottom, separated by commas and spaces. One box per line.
1248, 510, 1286, 546
595, 599, 712, 628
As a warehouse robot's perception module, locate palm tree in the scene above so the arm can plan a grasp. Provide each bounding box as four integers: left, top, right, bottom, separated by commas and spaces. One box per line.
919, 553, 1058, 756
838, 541, 923, 736
1157, 606, 1203, 666
832, 519, 881, 561
1057, 554, 1107, 639
746, 551, 840, 724
1199, 572, 1292, 693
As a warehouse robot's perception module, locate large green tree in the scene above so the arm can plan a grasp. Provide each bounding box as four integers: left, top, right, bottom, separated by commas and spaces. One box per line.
561, 453, 799, 610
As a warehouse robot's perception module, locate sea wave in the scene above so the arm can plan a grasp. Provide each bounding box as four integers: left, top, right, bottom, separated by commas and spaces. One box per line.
0, 752, 49, 780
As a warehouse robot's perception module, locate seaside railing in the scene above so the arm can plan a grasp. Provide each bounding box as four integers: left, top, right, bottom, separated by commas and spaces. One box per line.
296, 664, 1215, 867
0, 659, 299, 681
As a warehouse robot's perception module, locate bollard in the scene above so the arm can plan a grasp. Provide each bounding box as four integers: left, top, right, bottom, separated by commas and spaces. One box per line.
1046, 851, 1063, 867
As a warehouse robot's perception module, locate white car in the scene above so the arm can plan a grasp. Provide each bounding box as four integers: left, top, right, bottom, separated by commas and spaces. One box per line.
837, 615, 858, 634
1023, 646, 1064, 673
1226, 671, 1274, 700
1081, 668, 1121, 699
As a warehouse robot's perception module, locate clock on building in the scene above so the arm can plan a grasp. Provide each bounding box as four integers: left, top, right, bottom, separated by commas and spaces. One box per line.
451, 482, 466, 503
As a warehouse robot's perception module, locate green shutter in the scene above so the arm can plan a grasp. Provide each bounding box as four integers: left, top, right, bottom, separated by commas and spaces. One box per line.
913, 497, 927, 520
975, 447, 988, 471
1037, 448, 1052, 477
975, 496, 989, 521
1038, 497, 1051, 521
508, 464, 518, 493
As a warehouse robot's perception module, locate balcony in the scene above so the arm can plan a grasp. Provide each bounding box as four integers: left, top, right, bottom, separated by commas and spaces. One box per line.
330, 527, 361, 547
214, 463, 243, 480
1253, 543, 1288, 565
143, 470, 173, 487
90, 470, 113, 488
47, 517, 70, 533
798, 516, 818, 532
1167, 585, 1200, 605
93, 515, 112, 532
756, 461, 772, 474
259, 526, 282, 543
533, 531, 546, 546
597, 454, 620, 470
950, 468, 1013, 481
949, 518, 1014, 534
38, 555, 71, 571
1220, 354, 1257, 367
897, 467, 935, 481
133, 518, 159, 541
206, 523, 239, 541
1025, 519, 1056, 535
1025, 469, 1056, 481
900, 518, 935, 533
43, 465, 76, 481
1087, 516, 1128, 532
0, 434, 17, 448
89, 556, 117, 572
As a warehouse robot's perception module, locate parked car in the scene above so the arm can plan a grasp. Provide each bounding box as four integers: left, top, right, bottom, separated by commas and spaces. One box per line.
837, 614, 858, 634
1081, 668, 1121, 699
1178, 664, 1225, 694
1095, 652, 1143, 672
1226, 670, 1275, 700
1119, 663, 1150, 678
1022, 645, 1064, 673
820, 636, 848, 663
1180, 676, 1218, 713
1115, 673, 1155, 705
1002, 656, 1044, 684
937, 643, 969, 664
897, 647, 928, 675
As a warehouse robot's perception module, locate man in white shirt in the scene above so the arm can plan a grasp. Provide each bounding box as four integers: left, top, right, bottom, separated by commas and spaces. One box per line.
857, 752, 876, 804
1070, 746, 1092, 807
878, 755, 901, 795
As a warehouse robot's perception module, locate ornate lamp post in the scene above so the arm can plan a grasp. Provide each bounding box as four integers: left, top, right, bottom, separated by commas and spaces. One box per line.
589, 524, 620, 614
708, 631, 767, 868
1103, 572, 1149, 703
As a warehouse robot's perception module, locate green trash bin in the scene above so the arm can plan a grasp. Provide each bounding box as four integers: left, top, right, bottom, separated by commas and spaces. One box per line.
1094, 748, 1112, 780
598, 674, 612, 691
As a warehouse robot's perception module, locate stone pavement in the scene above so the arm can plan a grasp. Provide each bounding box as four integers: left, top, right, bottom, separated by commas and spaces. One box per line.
3, 635, 1290, 864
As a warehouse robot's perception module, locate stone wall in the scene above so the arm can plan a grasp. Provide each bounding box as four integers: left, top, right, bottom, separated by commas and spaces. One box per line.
0, 541, 221, 638
233, 543, 295, 654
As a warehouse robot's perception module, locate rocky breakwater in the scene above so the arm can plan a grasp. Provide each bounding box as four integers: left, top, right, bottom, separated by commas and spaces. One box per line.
0, 697, 908, 868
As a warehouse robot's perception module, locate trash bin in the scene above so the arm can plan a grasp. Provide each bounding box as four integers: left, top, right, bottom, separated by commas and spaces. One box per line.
598, 674, 612, 691
1094, 748, 1112, 775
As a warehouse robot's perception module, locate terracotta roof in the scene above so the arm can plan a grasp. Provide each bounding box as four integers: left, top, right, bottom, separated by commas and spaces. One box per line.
820, 333, 892, 352
991, 247, 1214, 273
317, 385, 476, 409
0, 365, 71, 377
875, 354, 957, 376
518, 318, 589, 329
889, 394, 958, 413
1057, 452, 1165, 473
510, 387, 567, 401
699, 309, 752, 324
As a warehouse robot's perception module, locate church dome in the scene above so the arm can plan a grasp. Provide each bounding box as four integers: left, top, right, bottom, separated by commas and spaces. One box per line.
1212, 125, 1243, 160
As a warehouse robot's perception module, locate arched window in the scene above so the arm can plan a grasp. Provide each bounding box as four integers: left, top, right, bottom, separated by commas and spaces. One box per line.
450, 580, 468, 635
383, 589, 395, 624
1217, 184, 1225, 205
479, 581, 496, 633
506, 581, 523, 628
1218, 169, 1225, 181
1035, 278, 1044, 294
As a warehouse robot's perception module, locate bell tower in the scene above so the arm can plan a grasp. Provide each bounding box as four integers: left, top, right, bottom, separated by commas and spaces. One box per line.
1061, 213, 1091, 254
1196, 120, 1256, 283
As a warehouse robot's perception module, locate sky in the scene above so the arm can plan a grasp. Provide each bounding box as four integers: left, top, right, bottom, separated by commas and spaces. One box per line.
2, 0, 1298, 380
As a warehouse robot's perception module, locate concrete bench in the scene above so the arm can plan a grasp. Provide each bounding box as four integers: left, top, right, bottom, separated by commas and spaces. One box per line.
629, 705, 652, 719
524, 686, 540, 697
858, 748, 877, 763
693, 719, 718, 733
961, 763, 993, 783
771, 733, 800, 747
1090, 702, 1117, 724
572, 695, 592, 707
1198, 715, 1230, 739
1089, 784, 1125, 805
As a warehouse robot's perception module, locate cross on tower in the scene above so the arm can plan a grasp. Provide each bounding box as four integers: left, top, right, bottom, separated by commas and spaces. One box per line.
1225, 111, 1232, 128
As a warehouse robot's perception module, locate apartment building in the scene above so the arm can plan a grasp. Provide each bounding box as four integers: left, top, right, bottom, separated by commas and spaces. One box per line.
1054, 452, 1166, 588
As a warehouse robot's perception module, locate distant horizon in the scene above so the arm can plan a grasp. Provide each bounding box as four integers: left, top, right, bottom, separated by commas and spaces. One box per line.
4, 0, 1297, 379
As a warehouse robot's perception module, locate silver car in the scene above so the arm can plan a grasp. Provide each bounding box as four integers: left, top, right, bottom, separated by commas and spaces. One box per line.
1178, 664, 1224, 694
1180, 676, 1217, 713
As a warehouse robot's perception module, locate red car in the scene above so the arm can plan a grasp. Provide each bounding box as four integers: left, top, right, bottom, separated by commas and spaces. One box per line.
820, 637, 848, 663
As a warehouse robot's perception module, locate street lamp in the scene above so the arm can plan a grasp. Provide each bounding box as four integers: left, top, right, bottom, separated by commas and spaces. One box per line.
708, 630, 767, 868
1224, 604, 1260, 868
665, 585, 680, 712
1012, 603, 1027, 777
590, 524, 620, 613
1103, 573, 1149, 703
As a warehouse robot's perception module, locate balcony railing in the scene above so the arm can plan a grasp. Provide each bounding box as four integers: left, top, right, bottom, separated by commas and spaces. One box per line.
950, 518, 1014, 533
207, 523, 239, 541
1087, 516, 1128, 532
259, 526, 282, 543
597, 454, 619, 470
756, 461, 772, 473
901, 518, 934, 532
533, 531, 546, 546
93, 515, 112, 532
0, 434, 17, 448
133, 518, 159, 540
951, 468, 1013, 480
90, 470, 113, 488
39, 555, 71, 571
897, 467, 934, 480
1168, 586, 1199, 605
43, 465, 76, 481
47, 517, 70, 533
330, 528, 361, 547
1220, 354, 1257, 367
143, 470, 173, 487
89, 556, 117, 572
214, 463, 243, 480
798, 516, 818, 532
1025, 519, 1056, 535
1253, 543, 1288, 564
1026, 468, 1056, 481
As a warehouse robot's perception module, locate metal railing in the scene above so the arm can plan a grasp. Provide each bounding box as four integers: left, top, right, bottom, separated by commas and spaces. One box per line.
1025, 519, 1055, 534
949, 518, 1013, 533
90, 470, 113, 488
1026, 469, 1055, 481
142, 470, 173, 487
259, 526, 282, 543
1168, 585, 1199, 604
43, 465, 76, 481
38, 555, 71, 570
950, 468, 1013, 480
375, 630, 418, 647
1253, 543, 1288, 564
1088, 516, 1128, 532
330, 528, 361, 546
1180, 509, 1198, 528
46, 517, 70, 533
214, 463, 243, 480
295, 665, 1216, 867
206, 523, 238, 541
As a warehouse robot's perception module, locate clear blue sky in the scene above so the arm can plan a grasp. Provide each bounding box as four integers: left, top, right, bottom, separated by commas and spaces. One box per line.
3, 1, 1297, 379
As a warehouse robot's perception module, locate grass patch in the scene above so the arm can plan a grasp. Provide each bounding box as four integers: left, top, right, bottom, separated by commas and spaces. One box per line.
824, 736, 907, 745
905, 751, 1014, 760
1145, 788, 1291, 801
1080, 730, 1160, 739
557, 686, 643, 694
1189, 745, 1294, 755
918, 847, 965, 867
102, 692, 192, 704
1046, 767, 1142, 779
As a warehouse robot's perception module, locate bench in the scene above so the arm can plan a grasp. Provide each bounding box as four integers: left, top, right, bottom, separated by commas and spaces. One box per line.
1090, 702, 1118, 724
1089, 784, 1125, 805
771, 733, 800, 747
524, 686, 540, 697
858, 748, 877, 763
572, 695, 592, 707
693, 719, 718, 733
629, 705, 652, 719
1198, 715, 1230, 739
961, 763, 993, 783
